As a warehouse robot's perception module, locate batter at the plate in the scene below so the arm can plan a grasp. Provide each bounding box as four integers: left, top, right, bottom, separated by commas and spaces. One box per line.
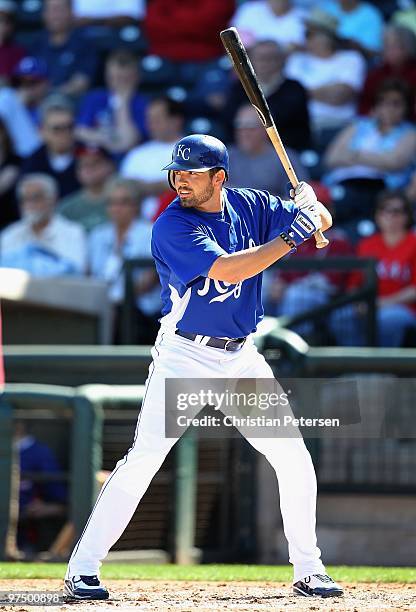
64, 134, 343, 600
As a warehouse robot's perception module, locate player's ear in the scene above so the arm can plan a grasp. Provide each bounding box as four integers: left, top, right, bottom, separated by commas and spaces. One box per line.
213, 169, 226, 187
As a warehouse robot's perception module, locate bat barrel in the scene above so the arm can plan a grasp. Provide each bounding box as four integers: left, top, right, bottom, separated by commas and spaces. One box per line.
220, 27, 329, 250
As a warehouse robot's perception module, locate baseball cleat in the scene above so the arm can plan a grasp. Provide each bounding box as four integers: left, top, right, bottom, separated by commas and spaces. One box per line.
293, 574, 343, 598
64, 575, 109, 600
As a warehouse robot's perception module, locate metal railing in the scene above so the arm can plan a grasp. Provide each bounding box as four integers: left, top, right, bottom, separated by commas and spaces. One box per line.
0, 383, 197, 564
272, 256, 378, 346
0, 384, 102, 558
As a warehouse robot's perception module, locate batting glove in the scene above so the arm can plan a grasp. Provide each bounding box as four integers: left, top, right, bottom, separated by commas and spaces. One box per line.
280, 206, 322, 251
290, 181, 318, 210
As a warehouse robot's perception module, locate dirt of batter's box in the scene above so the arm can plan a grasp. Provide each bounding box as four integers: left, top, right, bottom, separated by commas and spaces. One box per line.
0, 579, 415, 611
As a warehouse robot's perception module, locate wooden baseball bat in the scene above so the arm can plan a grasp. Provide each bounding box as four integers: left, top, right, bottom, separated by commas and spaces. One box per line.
220, 27, 329, 249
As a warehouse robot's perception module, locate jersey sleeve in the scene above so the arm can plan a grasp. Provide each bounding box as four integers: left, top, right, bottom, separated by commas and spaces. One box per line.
264, 192, 298, 242
151, 214, 227, 286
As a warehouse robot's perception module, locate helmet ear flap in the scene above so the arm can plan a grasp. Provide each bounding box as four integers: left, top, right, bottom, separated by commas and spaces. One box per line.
168, 170, 175, 190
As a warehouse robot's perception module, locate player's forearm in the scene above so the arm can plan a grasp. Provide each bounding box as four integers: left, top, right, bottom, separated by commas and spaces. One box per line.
209, 203, 331, 284
208, 236, 292, 284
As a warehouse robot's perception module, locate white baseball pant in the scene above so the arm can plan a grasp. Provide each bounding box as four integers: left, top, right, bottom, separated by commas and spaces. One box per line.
67, 329, 325, 582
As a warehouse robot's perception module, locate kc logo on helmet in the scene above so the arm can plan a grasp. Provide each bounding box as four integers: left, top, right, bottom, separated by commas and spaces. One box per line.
177, 145, 191, 160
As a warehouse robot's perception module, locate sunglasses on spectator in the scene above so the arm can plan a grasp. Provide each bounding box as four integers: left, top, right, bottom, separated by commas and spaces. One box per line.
378, 207, 406, 215
47, 122, 74, 132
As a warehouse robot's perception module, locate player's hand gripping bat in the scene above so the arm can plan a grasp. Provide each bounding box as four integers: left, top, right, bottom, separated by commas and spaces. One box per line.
220, 27, 329, 249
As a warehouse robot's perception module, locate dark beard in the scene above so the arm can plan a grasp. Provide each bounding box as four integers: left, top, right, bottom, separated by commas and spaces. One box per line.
178, 182, 214, 209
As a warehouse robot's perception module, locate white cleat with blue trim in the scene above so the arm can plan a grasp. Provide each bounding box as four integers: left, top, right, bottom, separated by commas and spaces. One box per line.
293, 574, 343, 598
64, 575, 109, 600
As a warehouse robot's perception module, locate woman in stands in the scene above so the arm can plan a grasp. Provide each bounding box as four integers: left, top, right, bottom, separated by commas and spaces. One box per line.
332, 190, 416, 347
323, 79, 416, 223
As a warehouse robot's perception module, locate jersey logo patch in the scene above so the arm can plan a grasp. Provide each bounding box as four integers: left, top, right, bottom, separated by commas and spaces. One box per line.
197, 278, 243, 303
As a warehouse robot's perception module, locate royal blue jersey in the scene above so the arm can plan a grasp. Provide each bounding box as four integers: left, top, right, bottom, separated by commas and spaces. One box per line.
151, 187, 297, 338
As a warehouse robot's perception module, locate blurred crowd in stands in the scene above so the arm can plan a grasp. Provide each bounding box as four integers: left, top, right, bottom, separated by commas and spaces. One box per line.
1, 0, 416, 347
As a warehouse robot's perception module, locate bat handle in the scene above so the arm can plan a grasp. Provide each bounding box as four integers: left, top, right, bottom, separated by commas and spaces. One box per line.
265, 127, 329, 250
314, 229, 329, 249
290, 180, 329, 250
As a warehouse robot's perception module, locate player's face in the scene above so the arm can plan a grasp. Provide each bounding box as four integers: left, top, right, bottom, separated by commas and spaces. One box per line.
173, 170, 216, 209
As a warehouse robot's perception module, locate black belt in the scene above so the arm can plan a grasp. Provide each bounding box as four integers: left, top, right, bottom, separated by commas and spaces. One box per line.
175, 329, 246, 352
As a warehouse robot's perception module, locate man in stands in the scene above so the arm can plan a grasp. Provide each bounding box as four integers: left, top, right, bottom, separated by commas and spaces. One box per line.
59, 144, 115, 232
223, 39, 310, 151
21, 94, 80, 198
76, 49, 147, 158
0, 173, 87, 275
31, 0, 97, 97
120, 96, 184, 220
227, 104, 308, 196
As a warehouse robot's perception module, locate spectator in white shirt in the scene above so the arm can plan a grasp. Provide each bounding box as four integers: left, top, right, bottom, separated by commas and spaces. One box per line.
0, 173, 87, 275
230, 0, 305, 51
120, 96, 185, 219
72, 0, 145, 26
88, 177, 161, 343
285, 8, 366, 145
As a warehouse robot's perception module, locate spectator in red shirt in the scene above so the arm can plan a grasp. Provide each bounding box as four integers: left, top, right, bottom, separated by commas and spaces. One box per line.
359, 25, 416, 118
145, 0, 235, 62
0, 0, 26, 83
332, 189, 416, 347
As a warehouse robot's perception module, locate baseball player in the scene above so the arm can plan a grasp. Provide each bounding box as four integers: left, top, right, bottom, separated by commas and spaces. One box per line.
64, 134, 343, 600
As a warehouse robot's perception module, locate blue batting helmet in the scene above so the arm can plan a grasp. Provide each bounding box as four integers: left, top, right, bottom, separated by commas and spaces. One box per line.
162, 134, 229, 189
